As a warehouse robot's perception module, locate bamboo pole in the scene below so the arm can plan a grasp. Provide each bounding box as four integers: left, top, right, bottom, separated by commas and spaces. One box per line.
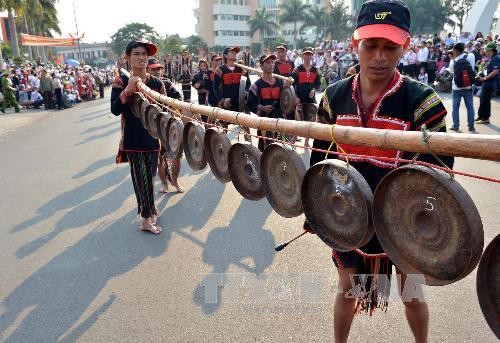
234, 62, 294, 84
121, 69, 500, 162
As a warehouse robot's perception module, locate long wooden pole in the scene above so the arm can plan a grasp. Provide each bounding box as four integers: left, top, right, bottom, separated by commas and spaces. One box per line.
121, 69, 500, 162
234, 62, 294, 84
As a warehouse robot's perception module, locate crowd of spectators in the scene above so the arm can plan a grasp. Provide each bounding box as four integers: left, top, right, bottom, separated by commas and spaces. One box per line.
0, 63, 113, 114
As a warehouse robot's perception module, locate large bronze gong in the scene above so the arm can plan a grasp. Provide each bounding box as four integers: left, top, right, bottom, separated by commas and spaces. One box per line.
280, 85, 297, 116
144, 104, 161, 139
238, 78, 247, 112
165, 117, 184, 160
183, 121, 207, 171
302, 103, 318, 122
228, 143, 265, 201
477, 234, 500, 339
204, 128, 232, 183
301, 159, 374, 252
156, 111, 171, 147
373, 164, 484, 286
260, 143, 306, 217
130, 92, 145, 119
139, 98, 150, 129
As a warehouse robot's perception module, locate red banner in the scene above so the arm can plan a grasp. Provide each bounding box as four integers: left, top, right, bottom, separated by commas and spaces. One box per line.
21, 34, 76, 47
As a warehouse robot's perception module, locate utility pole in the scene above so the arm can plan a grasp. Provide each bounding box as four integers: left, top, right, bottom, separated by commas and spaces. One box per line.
73, 0, 83, 61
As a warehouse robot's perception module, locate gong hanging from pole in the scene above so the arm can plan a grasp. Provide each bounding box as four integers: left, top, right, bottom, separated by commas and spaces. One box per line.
373, 164, 484, 286
260, 143, 306, 217
204, 128, 232, 183
183, 121, 207, 171
301, 159, 375, 252
144, 104, 162, 139
228, 142, 265, 201
130, 92, 145, 119
165, 117, 184, 160
280, 85, 297, 116
476, 234, 499, 339
156, 111, 171, 147
139, 98, 151, 129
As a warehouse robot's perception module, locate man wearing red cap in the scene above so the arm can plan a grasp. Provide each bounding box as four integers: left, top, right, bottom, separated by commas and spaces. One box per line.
292, 47, 321, 147
309, 1, 454, 342
146, 58, 185, 194
206, 55, 222, 109
213, 46, 245, 116
273, 45, 295, 78
247, 54, 285, 151
111, 40, 165, 235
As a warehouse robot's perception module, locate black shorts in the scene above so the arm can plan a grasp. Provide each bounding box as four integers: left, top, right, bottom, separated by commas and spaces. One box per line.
331, 234, 385, 270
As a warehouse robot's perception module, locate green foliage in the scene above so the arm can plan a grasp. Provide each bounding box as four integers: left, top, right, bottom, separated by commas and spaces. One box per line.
159, 34, 184, 55
324, 0, 354, 41
248, 7, 278, 41
1, 43, 13, 59
405, 0, 453, 34
304, 5, 327, 41
449, 0, 475, 32
279, 0, 311, 46
111, 22, 161, 56
185, 35, 208, 55
12, 55, 24, 65
295, 37, 309, 50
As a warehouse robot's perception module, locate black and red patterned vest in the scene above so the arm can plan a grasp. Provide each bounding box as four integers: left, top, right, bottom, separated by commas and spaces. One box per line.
273, 60, 294, 77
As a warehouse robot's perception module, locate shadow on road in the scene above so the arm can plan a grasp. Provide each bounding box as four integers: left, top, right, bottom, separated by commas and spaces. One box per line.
72, 157, 115, 179
192, 199, 276, 315
74, 127, 120, 146
15, 179, 131, 259
80, 120, 117, 135
76, 109, 111, 123
0, 208, 171, 343
10, 164, 127, 234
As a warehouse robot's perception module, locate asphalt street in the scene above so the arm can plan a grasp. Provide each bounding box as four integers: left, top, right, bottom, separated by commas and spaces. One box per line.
0, 88, 498, 342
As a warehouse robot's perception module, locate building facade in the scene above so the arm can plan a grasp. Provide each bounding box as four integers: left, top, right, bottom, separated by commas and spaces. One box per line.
195, 0, 331, 48
55, 42, 111, 64
195, 0, 259, 48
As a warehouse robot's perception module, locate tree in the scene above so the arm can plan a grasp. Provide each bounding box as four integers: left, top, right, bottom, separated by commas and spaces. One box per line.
405, 0, 453, 34
159, 34, 183, 55
304, 5, 327, 42
449, 0, 474, 33
279, 0, 310, 48
324, 0, 354, 41
0, 0, 23, 57
248, 7, 278, 47
295, 37, 309, 50
185, 35, 208, 55
111, 23, 160, 56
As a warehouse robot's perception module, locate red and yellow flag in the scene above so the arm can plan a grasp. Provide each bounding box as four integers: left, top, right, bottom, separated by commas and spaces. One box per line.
21, 34, 76, 47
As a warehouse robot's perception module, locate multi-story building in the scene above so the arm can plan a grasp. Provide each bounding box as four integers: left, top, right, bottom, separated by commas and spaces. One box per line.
195, 0, 332, 49
55, 42, 112, 64
195, 0, 259, 48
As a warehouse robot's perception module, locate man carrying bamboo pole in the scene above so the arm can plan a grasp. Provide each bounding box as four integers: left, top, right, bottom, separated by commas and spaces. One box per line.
308, 1, 454, 342
247, 54, 284, 151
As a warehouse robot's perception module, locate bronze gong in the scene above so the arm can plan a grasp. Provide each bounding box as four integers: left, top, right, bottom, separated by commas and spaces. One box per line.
373, 164, 484, 286
238, 78, 247, 112
228, 143, 265, 201
144, 104, 162, 139
182, 121, 207, 171
477, 234, 500, 339
130, 92, 145, 119
165, 117, 184, 160
204, 128, 232, 183
301, 159, 374, 252
139, 97, 151, 129
302, 103, 318, 122
280, 85, 297, 116
156, 111, 171, 147
260, 143, 306, 217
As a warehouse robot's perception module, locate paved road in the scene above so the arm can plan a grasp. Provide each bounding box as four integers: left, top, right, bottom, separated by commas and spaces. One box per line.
0, 89, 498, 342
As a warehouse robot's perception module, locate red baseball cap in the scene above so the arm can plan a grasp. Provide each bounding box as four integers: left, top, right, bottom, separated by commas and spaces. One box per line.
352, 0, 410, 46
